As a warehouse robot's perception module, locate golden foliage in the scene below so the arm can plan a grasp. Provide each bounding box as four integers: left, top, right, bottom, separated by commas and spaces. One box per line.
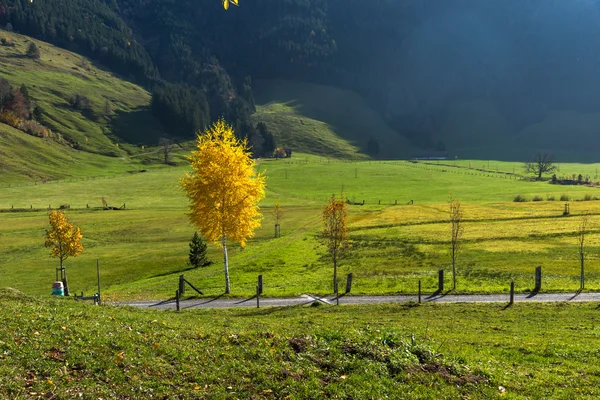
222, 0, 239, 10
44, 210, 83, 265
0, 110, 21, 128
181, 118, 265, 247
21, 119, 51, 138
322, 194, 349, 258
273, 147, 286, 158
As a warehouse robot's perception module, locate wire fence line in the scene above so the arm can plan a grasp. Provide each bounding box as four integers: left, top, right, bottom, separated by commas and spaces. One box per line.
1, 159, 522, 190
0, 166, 184, 189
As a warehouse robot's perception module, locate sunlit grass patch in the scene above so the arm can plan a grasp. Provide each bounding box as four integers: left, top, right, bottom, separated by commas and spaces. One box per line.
474, 240, 556, 253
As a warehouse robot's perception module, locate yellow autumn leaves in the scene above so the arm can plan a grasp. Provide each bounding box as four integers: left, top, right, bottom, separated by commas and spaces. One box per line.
45, 210, 83, 265
222, 0, 239, 10
182, 119, 265, 248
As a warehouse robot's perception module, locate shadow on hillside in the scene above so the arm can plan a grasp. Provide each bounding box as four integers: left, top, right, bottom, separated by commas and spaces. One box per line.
110, 107, 167, 145
4, 54, 28, 59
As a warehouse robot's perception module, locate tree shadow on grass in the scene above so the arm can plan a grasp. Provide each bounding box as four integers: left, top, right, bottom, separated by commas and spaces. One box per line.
568, 290, 582, 301
425, 289, 452, 301
146, 265, 199, 280
182, 293, 227, 309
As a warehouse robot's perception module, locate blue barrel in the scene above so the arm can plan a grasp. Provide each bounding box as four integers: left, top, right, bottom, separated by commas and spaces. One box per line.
52, 281, 64, 296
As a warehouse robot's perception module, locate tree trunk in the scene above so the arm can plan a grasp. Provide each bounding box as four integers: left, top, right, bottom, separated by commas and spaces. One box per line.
333, 251, 337, 294
452, 257, 456, 290
60, 257, 70, 296
222, 236, 230, 294
581, 255, 585, 290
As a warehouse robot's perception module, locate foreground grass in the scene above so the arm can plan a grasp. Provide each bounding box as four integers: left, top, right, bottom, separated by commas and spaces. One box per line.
1, 289, 599, 399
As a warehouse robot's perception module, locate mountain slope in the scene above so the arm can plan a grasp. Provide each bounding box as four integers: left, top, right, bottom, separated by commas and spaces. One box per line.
0, 123, 136, 184
0, 31, 179, 183
252, 79, 413, 159
0, 31, 168, 153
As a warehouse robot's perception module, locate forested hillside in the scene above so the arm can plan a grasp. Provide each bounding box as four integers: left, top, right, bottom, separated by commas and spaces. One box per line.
2, 0, 600, 159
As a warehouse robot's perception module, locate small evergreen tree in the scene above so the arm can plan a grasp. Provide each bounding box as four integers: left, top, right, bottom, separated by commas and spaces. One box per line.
189, 232, 211, 268
104, 100, 112, 117
256, 122, 275, 157
32, 105, 44, 121
26, 42, 40, 59
19, 84, 30, 103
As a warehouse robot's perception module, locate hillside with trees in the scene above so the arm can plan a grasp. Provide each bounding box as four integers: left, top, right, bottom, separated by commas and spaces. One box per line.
3, 1, 600, 160
0, 31, 174, 182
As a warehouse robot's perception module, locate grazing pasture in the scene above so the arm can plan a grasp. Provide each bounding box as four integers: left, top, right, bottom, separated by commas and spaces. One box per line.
2, 156, 600, 300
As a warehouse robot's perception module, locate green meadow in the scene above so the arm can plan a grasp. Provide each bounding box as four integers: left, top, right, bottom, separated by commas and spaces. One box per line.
2, 156, 600, 300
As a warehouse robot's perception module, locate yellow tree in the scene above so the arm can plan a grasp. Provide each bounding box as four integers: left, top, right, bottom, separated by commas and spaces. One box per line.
182, 119, 265, 294
45, 210, 83, 296
322, 194, 349, 295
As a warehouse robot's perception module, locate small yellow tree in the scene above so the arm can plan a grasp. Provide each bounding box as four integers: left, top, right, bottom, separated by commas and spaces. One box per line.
182, 119, 265, 293
45, 210, 83, 296
322, 194, 349, 294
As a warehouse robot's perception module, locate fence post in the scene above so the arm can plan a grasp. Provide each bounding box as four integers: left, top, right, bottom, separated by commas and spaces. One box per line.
335, 279, 339, 306
418, 280, 422, 303
438, 270, 444, 292
179, 274, 185, 296
509, 281, 515, 305
256, 285, 260, 308
175, 290, 180, 311
96, 259, 101, 305
534, 266, 542, 292
345, 273, 353, 294
257, 275, 263, 295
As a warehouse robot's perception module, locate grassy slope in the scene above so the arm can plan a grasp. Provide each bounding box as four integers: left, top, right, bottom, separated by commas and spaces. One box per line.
0, 123, 136, 184
4, 158, 600, 299
1, 289, 600, 399
252, 79, 414, 159
0, 31, 177, 182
